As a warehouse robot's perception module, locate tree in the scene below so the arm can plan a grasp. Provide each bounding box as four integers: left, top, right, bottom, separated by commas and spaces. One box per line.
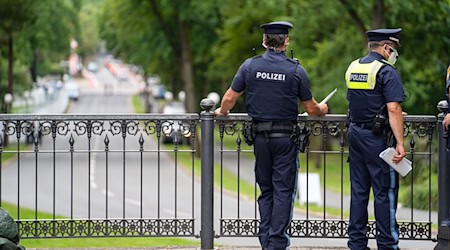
0, 0, 37, 111
99, 0, 449, 115
23, 0, 78, 82
99, 0, 222, 112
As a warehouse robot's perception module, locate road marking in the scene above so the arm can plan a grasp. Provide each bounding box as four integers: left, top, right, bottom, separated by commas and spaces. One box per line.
90, 137, 101, 189
101, 189, 115, 197
125, 198, 141, 207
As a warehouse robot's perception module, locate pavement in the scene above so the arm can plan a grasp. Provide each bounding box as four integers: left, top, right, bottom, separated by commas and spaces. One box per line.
26, 248, 349, 250
25, 247, 433, 250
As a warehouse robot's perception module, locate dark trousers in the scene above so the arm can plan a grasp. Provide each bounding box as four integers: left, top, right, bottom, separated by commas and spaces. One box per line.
348, 124, 399, 250
254, 136, 298, 250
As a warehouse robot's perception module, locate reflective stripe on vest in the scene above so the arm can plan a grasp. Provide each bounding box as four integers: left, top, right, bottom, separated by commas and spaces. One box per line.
345, 59, 385, 90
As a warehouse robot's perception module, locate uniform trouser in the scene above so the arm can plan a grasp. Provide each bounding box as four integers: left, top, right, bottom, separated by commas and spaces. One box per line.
254, 136, 298, 250
348, 125, 399, 250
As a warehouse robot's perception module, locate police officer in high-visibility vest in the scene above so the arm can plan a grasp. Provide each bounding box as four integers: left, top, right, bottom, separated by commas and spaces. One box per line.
215, 21, 328, 249
345, 28, 406, 250
442, 65, 450, 129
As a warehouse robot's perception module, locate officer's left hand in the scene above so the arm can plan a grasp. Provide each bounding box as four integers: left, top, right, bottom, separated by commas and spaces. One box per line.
392, 144, 406, 164
443, 113, 450, 130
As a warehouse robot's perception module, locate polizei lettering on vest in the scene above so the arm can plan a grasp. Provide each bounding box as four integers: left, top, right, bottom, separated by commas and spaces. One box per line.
256, 71, 286, 81
349, 73, 368, 82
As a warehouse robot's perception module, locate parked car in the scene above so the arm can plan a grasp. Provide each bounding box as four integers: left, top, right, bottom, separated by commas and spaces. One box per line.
65, 82, 80, 101
161, 101, 191, 144
151, 84, 166, 99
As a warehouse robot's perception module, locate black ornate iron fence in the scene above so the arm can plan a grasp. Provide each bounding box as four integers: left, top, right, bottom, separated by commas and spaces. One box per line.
215, 114, 437, 241
0, 103, 448, 249
0, 114, 198, 238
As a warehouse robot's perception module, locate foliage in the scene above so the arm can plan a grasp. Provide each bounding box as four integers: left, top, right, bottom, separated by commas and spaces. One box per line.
98, 0, 450, 114
0, 0, 93, 99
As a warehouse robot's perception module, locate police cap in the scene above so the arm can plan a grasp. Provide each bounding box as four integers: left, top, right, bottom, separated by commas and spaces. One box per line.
260, 21, 293, 34
366, 28, 402, 45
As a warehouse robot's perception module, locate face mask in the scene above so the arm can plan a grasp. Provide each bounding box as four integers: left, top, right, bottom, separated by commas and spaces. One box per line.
385, 45, 399, 65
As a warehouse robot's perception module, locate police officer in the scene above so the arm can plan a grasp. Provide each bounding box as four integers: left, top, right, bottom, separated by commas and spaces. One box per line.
442, 65, 450, 129
214, 21, 328, 250
345, 28, 406, 250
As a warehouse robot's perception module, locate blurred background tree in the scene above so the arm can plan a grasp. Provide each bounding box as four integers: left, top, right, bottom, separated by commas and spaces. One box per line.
97, 0, 449, 114
0, 0, 79, 112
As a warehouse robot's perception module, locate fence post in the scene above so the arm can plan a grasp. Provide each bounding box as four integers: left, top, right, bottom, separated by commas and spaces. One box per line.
200, 98, 215, 250
435, 100, 450, 250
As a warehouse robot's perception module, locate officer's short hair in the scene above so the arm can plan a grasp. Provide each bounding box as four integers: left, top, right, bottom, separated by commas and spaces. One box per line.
263, 34, 288, 49
368, 40, 396, 50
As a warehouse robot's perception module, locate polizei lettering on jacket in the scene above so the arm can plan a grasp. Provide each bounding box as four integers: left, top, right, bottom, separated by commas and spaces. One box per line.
256, 71, 286, 81
349, 73, 368, 82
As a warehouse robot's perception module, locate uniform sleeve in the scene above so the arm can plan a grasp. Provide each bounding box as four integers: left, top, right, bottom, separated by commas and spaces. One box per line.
380, 66, 405, 103
294, 65, 313, 101
230, 59, 251, 93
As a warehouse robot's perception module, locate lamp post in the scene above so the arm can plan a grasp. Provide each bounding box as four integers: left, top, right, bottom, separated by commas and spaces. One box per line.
4, 93, 13, 114
207, 92, 220, 109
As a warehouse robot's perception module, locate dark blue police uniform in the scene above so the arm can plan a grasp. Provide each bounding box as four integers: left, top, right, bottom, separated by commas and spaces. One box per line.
346, 29, 405, 250
231, 22, 312, 250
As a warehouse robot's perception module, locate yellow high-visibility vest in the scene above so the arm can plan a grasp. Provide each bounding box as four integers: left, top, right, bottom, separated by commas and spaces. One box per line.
345, 59, 386, 90
446, 65, 449, 82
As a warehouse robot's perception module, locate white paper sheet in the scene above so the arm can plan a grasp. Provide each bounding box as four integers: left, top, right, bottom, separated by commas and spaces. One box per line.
379, 147, 412, 177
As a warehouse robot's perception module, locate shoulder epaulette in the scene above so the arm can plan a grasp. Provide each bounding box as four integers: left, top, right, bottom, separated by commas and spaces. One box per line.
380, 59, 396, 69
286, 57, 298, 64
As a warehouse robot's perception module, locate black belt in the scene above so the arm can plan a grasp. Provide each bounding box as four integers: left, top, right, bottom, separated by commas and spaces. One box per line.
351, 122, 373, 130
254, 121, 295, 133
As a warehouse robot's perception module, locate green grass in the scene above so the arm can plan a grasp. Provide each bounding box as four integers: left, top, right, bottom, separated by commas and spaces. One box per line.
131, 95, 146, 114
1, 202, 64, 220
2, 143, 30, 164
21, 237, 198, 248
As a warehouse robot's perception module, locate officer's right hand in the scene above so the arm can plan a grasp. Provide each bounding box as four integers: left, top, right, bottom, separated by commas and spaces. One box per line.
214, 107, 229, 116
393, 144, 406, 164
318, 103, 329, 116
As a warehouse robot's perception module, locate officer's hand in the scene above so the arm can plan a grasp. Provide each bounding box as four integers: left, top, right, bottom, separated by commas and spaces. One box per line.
443, 114, 450, 130
214, 107, 229, 116
392, 144, 406, 164
318, 103, 328, 116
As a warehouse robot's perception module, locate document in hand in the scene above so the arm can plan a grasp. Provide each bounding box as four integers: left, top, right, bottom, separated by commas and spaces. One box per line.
379, 147, 412, 177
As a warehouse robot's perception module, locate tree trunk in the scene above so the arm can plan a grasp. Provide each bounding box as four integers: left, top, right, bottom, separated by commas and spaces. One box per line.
339, 0, 367, 43
371, 0, 385, 29
7, 32, 13, 96
30, 48, 38, 84
178, 19, 195, 113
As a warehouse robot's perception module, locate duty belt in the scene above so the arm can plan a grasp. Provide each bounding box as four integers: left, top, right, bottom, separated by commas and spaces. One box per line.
255, 121, 294, 138
351, 122, 373, 130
